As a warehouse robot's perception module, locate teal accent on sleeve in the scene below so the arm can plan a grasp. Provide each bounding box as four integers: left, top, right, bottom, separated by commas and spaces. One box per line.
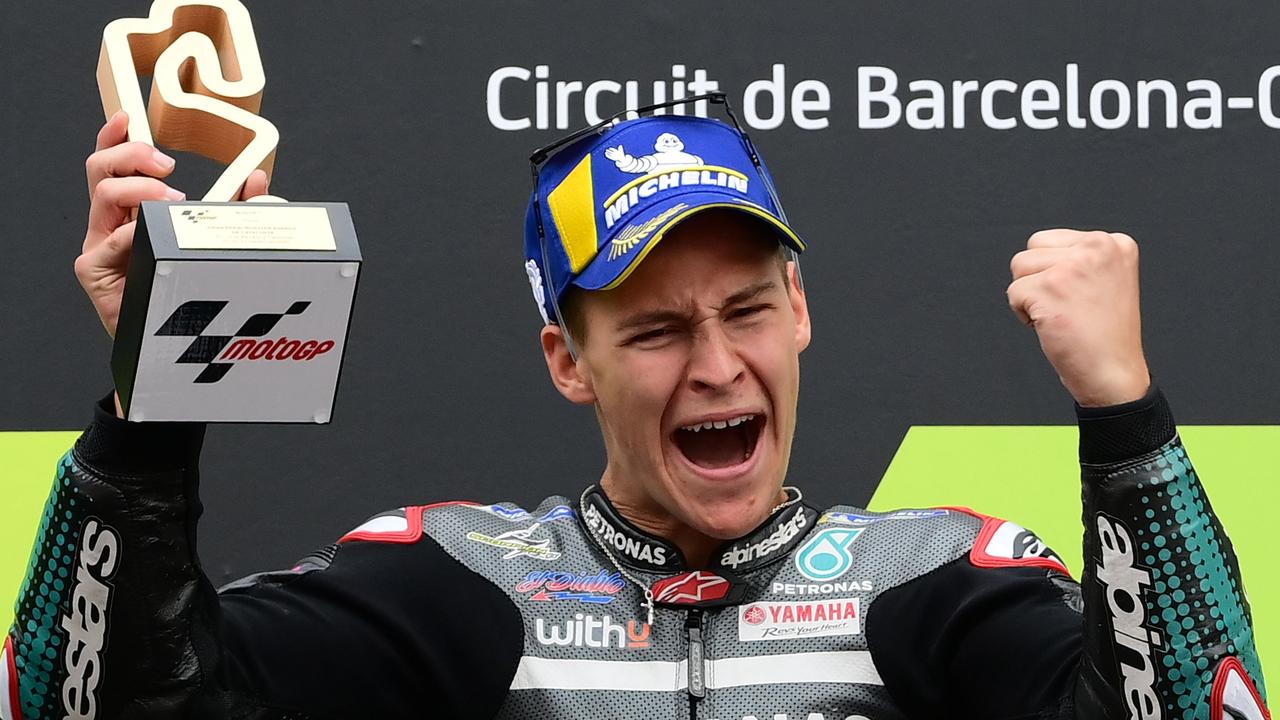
1127, 444, 1265, 718
11, 453, 84, 720
870, 425, 1274, 682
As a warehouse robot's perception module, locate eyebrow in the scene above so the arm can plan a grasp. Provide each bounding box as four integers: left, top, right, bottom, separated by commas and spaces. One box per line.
614, 280, 779, 333
722, 280, 777, 308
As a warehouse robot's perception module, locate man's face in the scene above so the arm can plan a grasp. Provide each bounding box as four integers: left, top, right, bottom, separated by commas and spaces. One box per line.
548, 211, 811, 541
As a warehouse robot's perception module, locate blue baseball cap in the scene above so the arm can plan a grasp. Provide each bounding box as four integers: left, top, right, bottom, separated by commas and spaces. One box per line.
523, 115, 805, 325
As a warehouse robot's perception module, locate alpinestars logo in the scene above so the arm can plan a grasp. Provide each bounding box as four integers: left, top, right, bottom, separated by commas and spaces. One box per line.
155, 300, 336, 383
652, 571, 731, 605
720, 509, 809, 570
1095, 515, 1163, 720
61, 518, 120, 720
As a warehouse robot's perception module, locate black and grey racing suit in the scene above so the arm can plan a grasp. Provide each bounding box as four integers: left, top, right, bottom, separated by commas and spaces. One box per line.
2, 386, 1269, 719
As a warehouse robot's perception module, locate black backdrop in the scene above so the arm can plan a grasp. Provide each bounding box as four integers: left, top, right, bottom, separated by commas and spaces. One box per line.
4, 0, 1280, 584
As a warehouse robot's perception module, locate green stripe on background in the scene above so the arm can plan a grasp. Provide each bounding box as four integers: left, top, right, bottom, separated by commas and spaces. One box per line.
1, 432, 81, 634
870, 425, 1276, 674
2, 427, 1275, 676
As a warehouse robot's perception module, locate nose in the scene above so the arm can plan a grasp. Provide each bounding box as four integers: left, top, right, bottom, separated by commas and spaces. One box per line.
686, 324, 745, 394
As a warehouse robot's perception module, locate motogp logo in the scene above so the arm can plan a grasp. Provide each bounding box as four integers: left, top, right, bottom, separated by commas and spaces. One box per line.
155, 300, 335, 383
795, 527, 863, 581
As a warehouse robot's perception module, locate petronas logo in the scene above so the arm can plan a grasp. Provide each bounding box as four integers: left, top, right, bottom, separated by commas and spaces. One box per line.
795, 527, 863, 581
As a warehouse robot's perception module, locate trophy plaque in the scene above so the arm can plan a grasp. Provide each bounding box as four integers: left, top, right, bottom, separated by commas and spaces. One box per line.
99, 0, 360, 423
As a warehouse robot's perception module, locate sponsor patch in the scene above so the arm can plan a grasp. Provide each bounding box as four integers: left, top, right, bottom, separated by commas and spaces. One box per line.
534, 614, 650, 649
652, 571, 731, 606
719, 508, 809, 570
516, 569, 626, 604
819, 508, 949, 526
467, 523, 561, 561
470, 503, 576, 523
738, 599, 861, 642
581, 499, 675, 568
795, 527, 863, 581
966, 512, 1069, 576
772, 580, 873, 596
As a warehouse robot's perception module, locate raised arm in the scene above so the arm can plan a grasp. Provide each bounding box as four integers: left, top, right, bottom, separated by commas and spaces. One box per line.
1010, 229, 1267, 716
863, 230, 1267, 718
3, 115, 519, 719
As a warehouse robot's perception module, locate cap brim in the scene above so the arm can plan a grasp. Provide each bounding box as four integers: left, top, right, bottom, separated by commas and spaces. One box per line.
572, 191, 805, 292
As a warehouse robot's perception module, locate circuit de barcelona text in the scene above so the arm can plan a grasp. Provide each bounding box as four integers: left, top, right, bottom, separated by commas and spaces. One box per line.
486, 62, 1280, 131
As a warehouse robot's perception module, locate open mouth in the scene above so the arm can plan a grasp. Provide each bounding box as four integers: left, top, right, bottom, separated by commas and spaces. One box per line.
672, 414, 766, 470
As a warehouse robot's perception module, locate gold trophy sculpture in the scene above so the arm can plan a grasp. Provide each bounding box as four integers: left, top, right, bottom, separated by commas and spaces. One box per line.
100, 0, 362, 424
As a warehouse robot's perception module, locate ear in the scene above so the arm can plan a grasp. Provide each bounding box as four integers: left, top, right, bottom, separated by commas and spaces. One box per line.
540, 324, 596, 404
787, 261, 812, 352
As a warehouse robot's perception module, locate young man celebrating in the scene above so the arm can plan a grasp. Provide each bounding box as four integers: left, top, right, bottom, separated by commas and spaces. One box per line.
2, 109, 1268, 720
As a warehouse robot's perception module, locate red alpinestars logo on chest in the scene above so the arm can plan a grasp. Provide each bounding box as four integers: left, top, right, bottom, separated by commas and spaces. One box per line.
652, 571, 731, 606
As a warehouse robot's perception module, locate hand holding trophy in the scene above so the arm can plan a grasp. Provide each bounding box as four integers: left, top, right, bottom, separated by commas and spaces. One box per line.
92, 0, 360, 423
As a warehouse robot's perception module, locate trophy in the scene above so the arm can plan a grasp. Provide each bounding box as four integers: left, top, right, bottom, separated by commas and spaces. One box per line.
99, 0, 360, 423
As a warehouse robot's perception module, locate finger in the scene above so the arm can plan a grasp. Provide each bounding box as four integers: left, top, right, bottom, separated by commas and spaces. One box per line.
87, 141, 176, 198
1026, 229, 1084, 249
1005, 274, 1038, 327
78, 221, 137, 279
237, 168, 270, 200
86, 177, 184, 248
94, 111, 130, 152
1009, 247, 1072, 280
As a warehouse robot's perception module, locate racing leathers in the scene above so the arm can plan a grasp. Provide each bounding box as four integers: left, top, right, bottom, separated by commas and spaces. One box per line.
2, 386, 1269, 720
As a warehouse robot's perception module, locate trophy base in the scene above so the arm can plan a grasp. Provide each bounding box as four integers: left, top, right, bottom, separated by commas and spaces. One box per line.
112, 201, 361, 423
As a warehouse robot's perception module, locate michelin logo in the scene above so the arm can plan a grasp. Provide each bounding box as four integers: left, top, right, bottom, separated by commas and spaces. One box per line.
605, 133, 703, 173
599, 132, 751, 230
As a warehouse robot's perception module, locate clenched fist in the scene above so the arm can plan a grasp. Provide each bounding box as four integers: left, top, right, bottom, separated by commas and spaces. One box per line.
1007, 229, 1151, 407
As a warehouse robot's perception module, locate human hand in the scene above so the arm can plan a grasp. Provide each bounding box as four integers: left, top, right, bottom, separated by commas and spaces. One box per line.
1006, 229, 1151, 407
75, 111, 270, 339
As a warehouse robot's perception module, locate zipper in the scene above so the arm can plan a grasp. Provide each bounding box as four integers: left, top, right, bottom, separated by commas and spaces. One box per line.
686, 608, 706, 711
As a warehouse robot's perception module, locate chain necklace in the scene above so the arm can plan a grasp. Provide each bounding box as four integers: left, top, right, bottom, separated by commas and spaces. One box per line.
579, 486, 804, 628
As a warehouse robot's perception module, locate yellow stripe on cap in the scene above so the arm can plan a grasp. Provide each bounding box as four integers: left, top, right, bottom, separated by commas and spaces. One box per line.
546, 154, 599, 273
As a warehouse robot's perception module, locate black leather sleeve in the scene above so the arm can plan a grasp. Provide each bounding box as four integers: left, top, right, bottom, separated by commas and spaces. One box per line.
4, 397, 522, 720
1074, 387, 1266, 718
865, 559, 1086, 718
866, 386, 1267, 719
